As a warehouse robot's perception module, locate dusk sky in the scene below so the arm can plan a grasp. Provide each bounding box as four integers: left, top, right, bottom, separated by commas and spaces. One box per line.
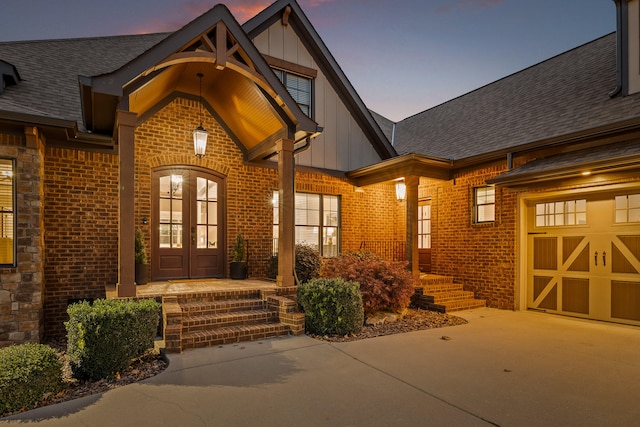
0, 0, 615, 121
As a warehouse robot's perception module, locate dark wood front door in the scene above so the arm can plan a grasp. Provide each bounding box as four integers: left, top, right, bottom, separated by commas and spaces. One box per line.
152, 167, 225, 280
418, 202, 432, 273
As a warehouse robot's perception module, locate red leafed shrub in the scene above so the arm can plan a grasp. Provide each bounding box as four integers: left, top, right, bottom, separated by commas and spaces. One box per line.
321, 251, 416, 318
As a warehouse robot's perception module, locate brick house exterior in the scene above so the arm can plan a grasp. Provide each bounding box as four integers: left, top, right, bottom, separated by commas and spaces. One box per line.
2, 0, 640, 344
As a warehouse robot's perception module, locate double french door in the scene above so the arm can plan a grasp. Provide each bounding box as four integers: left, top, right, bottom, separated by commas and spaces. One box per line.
527, 191, 640, 325
152, 167, 225, 280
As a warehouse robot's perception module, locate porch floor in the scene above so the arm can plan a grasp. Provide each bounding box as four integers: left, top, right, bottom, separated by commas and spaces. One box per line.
105, 278, 278, 299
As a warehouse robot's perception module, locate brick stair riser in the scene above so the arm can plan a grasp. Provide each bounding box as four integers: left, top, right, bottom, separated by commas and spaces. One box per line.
430, 300, 486, 313
420, 291, 477, 304
416, 284, 465, 293
182, 312, 279, 333
180, 299, 265, 316
418, 276, 454, 285
175, 290, 263, 305
182, 325, 291, 350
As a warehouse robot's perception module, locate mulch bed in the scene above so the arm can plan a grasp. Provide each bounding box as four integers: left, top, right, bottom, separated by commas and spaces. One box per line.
2, 308, 465, 418
306, 308, 467, 342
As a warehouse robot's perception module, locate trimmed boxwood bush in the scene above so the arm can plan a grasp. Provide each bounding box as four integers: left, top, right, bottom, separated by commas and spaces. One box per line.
0, 344, 64, 414
66, 298, 160, 381
268, 243, 322, 285
322, 251, 416, 318
297, 277, 364, 335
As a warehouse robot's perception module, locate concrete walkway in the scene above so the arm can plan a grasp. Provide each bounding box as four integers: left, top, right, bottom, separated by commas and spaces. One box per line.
5, 308, 640, 426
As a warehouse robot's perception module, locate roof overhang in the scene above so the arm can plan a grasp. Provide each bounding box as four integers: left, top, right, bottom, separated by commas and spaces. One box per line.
347, 153, 452, 187
488, 139, 640, 188
78, 4, 320, 161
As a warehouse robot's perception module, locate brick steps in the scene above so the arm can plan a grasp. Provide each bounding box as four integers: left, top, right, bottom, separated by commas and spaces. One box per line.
162, 289, 305, 353
413, 275, 486, 313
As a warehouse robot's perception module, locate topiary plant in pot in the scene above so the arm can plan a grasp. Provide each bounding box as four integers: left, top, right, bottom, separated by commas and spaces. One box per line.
135, 228, 149, 285
230, 234, 248, 279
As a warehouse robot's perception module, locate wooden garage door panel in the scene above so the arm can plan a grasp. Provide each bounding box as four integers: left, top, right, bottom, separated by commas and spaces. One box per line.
562, 278, 589, 315
534, 237, 557, 270
611, 280, 640, 321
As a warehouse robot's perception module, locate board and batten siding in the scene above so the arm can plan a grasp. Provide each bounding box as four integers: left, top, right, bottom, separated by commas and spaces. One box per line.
252, 21, 382, 172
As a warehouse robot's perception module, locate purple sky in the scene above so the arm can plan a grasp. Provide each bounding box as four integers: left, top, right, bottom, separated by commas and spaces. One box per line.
0, 0, 615, 121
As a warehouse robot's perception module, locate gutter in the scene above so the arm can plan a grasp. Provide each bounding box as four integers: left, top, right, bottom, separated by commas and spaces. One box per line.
0, 110, 115, 148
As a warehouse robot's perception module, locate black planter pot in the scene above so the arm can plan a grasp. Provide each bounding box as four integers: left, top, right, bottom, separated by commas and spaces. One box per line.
230, 261, 247, 280
135, 263, 150, 285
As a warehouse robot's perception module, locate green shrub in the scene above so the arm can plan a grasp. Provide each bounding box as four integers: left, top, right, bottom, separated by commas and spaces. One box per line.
294, 244, 322, 284
267, 243, 322, 284
321, 251, 416, 318
0, 344, 64, 414
297, 277, 364, 335
66, 298, 160, 381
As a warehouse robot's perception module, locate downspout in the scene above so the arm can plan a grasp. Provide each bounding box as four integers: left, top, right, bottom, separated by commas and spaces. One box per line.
609, 0, 625, 97
293, 137, 312, 155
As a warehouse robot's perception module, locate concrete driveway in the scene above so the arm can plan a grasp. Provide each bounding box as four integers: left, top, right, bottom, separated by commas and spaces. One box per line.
6, 308, 640, 426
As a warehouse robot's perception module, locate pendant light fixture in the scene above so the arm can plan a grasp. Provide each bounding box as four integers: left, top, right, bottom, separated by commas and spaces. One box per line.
193, 72, 208, 158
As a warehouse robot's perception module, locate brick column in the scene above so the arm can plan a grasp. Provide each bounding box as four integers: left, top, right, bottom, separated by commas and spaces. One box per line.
116, 111, 137, 297
406, 175, 419, 277
276, 139, 295, 287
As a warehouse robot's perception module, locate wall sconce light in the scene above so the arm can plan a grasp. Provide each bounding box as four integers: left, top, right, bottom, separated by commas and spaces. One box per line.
193, 73, 208, 158
395, 181, 406, 201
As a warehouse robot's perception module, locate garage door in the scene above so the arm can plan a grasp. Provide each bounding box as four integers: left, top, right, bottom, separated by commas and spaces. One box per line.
527, 191, 640, 325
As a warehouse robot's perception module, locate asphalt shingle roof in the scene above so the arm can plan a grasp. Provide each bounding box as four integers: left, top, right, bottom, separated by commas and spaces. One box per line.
2, 31, 639, 163
0, 33, 168, 130
393, 33, 640, 161
369, 110, 394, 142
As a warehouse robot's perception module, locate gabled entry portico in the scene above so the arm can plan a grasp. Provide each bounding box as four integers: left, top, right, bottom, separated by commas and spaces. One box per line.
78, 5, 321, 297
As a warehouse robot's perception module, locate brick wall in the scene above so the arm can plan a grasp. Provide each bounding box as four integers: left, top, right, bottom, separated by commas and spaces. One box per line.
11, 96, 401, 340
43, 148, 119, 338
0, 132, 45, 346
420, 165, 517, 310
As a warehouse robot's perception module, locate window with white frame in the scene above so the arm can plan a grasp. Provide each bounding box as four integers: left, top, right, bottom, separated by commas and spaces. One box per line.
615, 194, 640, 223
273, 191, 340, 257
474, 186, 495, 223
535, 199, 587, 227
274, 69, 312, 117
0, 159, 14, 266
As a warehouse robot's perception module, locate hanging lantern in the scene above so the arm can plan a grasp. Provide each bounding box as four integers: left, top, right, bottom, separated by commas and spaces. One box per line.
193, 73, 208, 158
